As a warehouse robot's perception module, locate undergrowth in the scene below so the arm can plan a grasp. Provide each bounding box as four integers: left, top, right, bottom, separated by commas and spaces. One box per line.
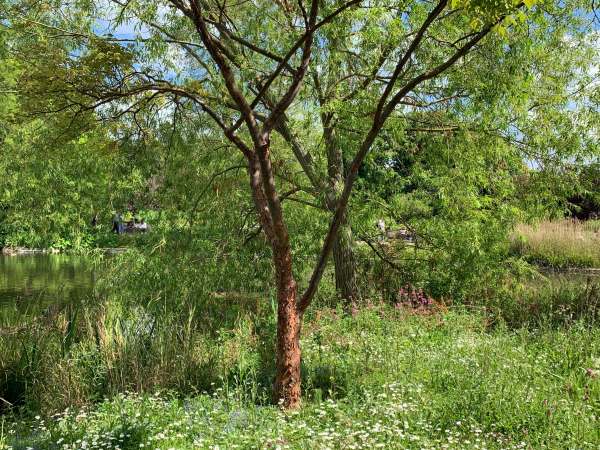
2, 246, 600, 449
2, 306, 599, 449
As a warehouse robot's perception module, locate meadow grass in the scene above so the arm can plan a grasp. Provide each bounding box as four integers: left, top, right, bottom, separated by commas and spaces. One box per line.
1, 299, 599, 449
511, 219, 600, 268
484, 273, 600, 328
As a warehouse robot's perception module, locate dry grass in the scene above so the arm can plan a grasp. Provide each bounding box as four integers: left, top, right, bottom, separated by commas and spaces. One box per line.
512, 219, 600, 268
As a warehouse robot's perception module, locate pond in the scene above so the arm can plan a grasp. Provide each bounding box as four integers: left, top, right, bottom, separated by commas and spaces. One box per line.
0, 254, 597, 319
0, 254, 95, 319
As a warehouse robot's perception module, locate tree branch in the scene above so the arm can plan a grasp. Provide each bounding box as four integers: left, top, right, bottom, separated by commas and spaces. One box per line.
373, 0, 449, 125
183, 0, 263, 147
228, 0, 363, 134
262, 0, 319, 133
299, 9, 509, 312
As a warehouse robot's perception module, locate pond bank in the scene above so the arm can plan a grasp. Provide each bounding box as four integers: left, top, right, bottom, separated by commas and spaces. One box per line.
539, 267, 600, 275
1, 247, 128, 256
1, 247, 59, 255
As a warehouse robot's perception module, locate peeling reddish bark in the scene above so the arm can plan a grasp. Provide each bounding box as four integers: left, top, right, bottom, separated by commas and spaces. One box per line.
246, 141, 302, 408
248, 156, 275, 242
272, 248, 301, 409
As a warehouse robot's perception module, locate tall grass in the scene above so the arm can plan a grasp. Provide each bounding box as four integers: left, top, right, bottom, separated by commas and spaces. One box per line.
485, 274, 600, 328
511, 219, 600, 268
2, 254, 599, 417
1, 298, 273, 415
2, 307, 599, 449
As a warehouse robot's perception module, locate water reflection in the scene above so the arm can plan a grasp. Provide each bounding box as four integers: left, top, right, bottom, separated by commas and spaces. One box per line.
0, 254, 94, 311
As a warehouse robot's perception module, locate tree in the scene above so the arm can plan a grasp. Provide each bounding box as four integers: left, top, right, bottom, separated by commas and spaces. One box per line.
352, 0, 599, 298
0, 41, 146, 248
7, 0, 572, 408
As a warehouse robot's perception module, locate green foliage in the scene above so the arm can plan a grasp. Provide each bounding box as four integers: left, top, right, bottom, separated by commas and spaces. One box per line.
0, 121, 148, 249
339, 0, 598, 300
451, 0, 538, 32
353, 124, 522, 301
0, 14, 162, 250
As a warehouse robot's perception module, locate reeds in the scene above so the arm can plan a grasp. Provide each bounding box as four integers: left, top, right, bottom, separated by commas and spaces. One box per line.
512, 219, 600, 268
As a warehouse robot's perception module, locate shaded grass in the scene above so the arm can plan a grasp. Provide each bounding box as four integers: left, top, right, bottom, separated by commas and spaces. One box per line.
511, 219, 600, 268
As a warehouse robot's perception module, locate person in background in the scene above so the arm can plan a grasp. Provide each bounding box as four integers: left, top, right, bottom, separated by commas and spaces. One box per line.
138, 218, 149, 233
125, 218, 134, 233
112, 212, 123, 234
111, 212, 118, 233
119, 213, 126, 234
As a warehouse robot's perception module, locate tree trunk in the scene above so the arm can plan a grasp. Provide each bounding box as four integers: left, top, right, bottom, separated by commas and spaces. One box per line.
332, 211, 358, 303
247, 147, 302, 409
272, 258, 302, 408
324, 122, 359, 304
